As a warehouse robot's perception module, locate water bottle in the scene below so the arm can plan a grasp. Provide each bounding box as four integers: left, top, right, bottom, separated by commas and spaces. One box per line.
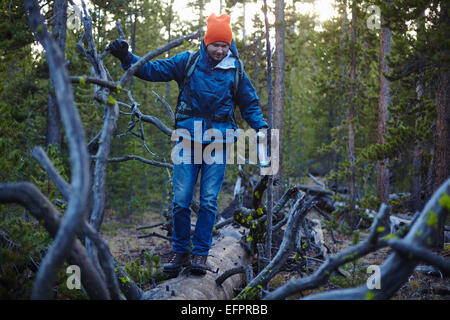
256, 131, 270, 167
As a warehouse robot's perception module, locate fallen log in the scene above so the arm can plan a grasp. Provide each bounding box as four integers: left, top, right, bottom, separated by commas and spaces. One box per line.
141, 225, 251, 300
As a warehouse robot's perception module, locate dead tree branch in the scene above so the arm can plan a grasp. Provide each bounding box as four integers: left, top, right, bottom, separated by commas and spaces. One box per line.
136, 222, 165, 231
234, 193, 315, 300
137, 232, 172, 241
152, 90, 175, 122
216, 265, 253, 287
72, 3, 121, 283
31, 146, 71, 199
5, 0, 205, 302
106, 155, 173, 169
24, 0, 90, 299
265, 177, 450, 300
0, 183, 109, 299
385, 238, 450, 276
264, 203, 392, 299
119, 29, 201, 88
31, 144, 142, 299
70, 76, 123, 92
116, 101, 173, 136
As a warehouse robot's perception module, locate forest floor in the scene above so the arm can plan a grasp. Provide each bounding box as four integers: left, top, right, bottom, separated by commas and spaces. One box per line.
100, 185, 450, 300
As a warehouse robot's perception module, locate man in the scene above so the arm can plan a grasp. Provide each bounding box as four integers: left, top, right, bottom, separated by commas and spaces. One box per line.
108, 13, 268, 277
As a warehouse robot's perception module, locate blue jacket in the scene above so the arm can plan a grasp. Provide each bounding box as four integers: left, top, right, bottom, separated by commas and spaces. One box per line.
121, 40, 268, 143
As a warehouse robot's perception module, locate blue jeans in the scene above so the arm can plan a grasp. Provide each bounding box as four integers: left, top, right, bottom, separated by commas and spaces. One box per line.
171, 141, 229, 256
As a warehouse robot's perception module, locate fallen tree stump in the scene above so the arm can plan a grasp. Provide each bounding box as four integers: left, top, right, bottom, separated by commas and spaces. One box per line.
141, 225, 251, 300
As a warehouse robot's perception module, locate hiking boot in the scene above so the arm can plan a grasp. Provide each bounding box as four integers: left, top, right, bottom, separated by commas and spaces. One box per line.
190, 254, 208, 275
163, 251, 191, 278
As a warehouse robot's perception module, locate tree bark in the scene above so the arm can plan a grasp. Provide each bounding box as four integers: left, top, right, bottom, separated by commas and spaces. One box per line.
411, 143, 424, 211
434, 0, 450, 191
46, 0, 67, 149
273, 0, 285, 203
24, 0, 90, 299
434, 0, 450, 248
377, 0, 391, 233
141, 225, 251, 300
119, 30, 201, 88
347, 0, 357, 224
411, 10, 426, 213
262, 0, 274, 262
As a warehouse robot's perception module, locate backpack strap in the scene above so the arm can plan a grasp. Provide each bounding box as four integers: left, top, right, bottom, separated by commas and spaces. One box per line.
229, 58, 244, 127
174, 50, 244, 129
233, 58, 244, 99
185, 51, 200, 81
174, 51, 200, 127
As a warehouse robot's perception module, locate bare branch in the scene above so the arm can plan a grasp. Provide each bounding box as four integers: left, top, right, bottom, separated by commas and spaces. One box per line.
137, 110, 174, 136
152, 90, 175, 122
117, 102, 173, 136
216, 265, 253, 287
80, 220, 143, 299
235, 194, 314, 300
137, 232, 172, 241
266, 177, 450, 300
214, 217, 234, 230
386, 238, 450, 276
136, 222, 165, 231
0, 182, 109, 299
0, 229, 21, 249
115, 21, 125, 39
24, 0, 90, 299
106, 155, 173, 169
263, 203, 391, 300
70, 76, 124, 92
31, 146, 71, 199
119, 29, 201, 88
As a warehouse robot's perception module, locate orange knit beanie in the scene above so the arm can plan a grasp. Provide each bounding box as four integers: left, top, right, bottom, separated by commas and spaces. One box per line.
204, 13, 232, 46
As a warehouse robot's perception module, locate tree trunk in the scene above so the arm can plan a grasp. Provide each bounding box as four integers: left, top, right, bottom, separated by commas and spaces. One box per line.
411, 11, 426, 213
273, 0, 285, 203
377, 5, 390, 204
141, 225, 251, 300
434, 0, 450, 248
165, 0, 173, 101
377, 0, 391, 233
46, 0, 67, 149
262, 0, 274, 263
434, 57, 450, 190
347, 0, 357, 224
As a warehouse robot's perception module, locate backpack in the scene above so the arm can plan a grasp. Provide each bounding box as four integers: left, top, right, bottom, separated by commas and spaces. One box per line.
174, 50, 244, 128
